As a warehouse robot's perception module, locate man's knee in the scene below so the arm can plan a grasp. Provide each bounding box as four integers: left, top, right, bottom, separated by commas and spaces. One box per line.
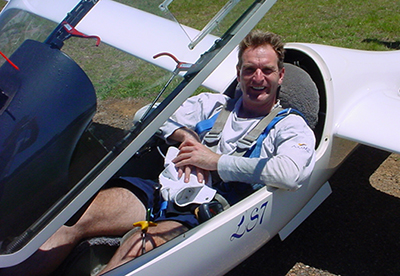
100, 221, 188, 274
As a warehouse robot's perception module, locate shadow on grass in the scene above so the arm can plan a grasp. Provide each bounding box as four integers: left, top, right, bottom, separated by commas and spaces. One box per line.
362, 38, 400, 50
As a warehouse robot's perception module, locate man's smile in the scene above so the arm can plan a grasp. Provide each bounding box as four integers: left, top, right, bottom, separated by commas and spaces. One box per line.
251, 86, 266, 91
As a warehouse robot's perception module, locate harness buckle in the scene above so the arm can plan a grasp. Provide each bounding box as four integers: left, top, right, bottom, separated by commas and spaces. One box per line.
236, 136, 255, 150
203, 132, 221, 145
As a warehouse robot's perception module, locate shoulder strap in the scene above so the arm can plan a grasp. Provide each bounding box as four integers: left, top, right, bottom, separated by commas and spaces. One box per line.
194, 112, 219, 135
202, 98, 237, 149
232, 107, 283, 157
202, 97, 284, 156
198, 99, 303, 158
245, 108, 304, 158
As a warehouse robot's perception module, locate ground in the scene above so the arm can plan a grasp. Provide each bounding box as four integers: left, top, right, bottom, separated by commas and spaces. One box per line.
94, 98, 146, 130
95, 98, 400, 276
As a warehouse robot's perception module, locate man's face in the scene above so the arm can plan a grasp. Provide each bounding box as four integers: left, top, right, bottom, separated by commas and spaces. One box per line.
236, 44, 284, 115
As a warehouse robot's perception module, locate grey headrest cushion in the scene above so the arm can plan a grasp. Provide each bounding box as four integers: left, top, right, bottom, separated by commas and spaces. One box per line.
280, 63, 319, 129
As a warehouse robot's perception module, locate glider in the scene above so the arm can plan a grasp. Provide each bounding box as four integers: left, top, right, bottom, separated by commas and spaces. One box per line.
0, 0, 399, 275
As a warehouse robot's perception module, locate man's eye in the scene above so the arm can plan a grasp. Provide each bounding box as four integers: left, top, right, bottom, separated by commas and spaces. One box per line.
263, 68, 275, 75
244, 68, 255, 74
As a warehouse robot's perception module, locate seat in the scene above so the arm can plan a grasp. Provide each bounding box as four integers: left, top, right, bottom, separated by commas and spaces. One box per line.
280, 63, 319, 130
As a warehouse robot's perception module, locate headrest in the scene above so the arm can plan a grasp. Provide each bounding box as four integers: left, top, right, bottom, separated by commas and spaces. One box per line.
280, 63, 319, 129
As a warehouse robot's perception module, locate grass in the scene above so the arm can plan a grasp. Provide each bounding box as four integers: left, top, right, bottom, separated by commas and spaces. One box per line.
0, 0, 399, 100
115, 0, 400, 51
259, 0, 400, 50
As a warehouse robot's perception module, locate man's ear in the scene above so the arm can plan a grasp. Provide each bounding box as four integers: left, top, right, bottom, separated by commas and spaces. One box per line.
276, 85, 281, 99
236, 65, 241, 83
278, 66, 285, 85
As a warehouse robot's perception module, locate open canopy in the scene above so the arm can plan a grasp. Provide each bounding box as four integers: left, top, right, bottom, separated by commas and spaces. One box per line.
0, 0, 277, 267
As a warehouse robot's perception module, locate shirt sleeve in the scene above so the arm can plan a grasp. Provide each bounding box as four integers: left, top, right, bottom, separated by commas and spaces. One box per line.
159, 92, 229, 140
217, 115, 316, 191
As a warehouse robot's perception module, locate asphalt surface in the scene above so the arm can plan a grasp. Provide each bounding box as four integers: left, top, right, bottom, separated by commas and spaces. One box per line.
227, 145, 400, 276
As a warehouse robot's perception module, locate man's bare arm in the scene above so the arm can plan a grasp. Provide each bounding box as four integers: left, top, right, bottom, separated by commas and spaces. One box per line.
168, 127, 200, 143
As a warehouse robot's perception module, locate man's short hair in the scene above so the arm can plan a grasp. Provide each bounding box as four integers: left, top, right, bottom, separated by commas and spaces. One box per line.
237, 30, 285, 69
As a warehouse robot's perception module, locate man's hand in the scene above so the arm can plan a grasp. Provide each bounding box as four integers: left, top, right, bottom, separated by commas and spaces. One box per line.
172, 139, 221, 183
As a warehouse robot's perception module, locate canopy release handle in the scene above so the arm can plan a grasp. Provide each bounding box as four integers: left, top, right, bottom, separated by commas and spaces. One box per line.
62, 21, 101, 46
153, 52, 193, 72
134, 53, 194, 124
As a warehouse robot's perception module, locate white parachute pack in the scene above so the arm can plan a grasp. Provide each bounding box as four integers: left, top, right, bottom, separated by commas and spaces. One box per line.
158, 147, 216, 207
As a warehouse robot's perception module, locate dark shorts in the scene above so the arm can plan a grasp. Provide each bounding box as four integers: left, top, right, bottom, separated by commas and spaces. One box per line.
112, 176, 199, 229
108, 177, 262, 228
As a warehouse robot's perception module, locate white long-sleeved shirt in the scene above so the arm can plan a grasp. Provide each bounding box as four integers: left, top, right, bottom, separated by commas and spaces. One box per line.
159, 92, 316, 191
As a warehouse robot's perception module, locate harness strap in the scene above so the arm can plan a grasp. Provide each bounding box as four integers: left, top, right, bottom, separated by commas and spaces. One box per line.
194, 112, 219, 135
194, 102, 305, 200
246, 108, 303, 158
201, 98, 284, 157
233, 106, 283, 157
203, 98, 237, 148
196, 99, 304, 158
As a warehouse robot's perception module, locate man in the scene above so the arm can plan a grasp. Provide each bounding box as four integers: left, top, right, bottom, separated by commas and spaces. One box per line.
101, 29, 316, 274
1, 30, 315, 275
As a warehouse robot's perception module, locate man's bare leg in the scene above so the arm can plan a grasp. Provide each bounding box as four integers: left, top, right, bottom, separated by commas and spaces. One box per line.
0, 187, 146, 276
99, 221, 188, 275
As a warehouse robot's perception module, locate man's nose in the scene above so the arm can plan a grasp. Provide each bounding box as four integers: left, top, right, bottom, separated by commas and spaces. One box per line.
253, 68, 264, 82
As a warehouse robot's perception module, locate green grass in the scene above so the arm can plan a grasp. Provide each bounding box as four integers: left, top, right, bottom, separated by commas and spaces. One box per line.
115, 0, 399, 51
1, 0, 399, 100
259, 0, 399, 50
